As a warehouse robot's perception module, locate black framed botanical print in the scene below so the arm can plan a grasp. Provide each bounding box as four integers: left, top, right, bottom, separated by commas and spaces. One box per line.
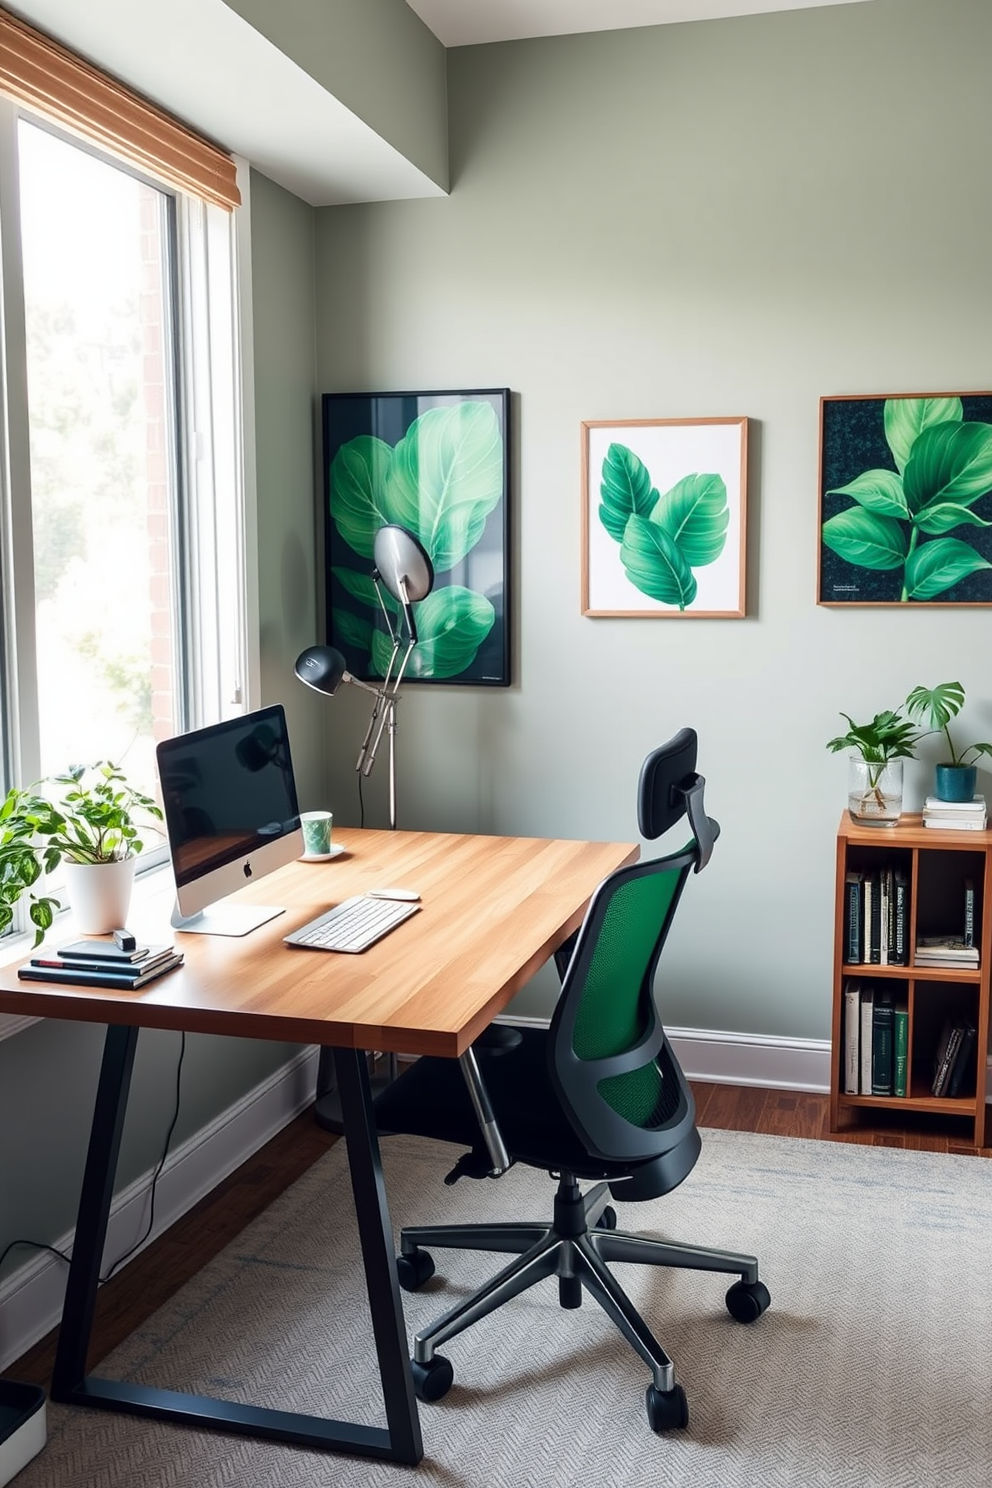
322, 388, 510, 685
818, 391, 992, 606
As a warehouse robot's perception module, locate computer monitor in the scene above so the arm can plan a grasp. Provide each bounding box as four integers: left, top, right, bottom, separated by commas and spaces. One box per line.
156, 704, 304, 936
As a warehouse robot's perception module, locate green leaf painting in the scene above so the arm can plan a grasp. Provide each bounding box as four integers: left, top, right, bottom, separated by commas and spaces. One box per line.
820, 394, 992, 604
589, 420, 745, 615
323, 391, 509, 685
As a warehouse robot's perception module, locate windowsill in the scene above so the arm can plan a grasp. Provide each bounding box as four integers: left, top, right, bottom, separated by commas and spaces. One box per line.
0, 862, 174, 1042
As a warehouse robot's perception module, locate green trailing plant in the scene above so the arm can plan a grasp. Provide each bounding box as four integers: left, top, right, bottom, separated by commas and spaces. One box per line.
598, 444, 728, 611
0, 761, 162, 944
822, 396, 992, 602
904, 681, 992, 769
330, 400, 502, 679
826, 708, 921, 812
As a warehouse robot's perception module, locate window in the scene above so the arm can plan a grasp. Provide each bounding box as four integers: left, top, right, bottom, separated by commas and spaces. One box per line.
0, 43, 247, 931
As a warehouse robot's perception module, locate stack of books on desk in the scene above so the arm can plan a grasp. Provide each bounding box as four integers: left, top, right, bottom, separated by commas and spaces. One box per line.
914, 936, 980, 971
17, 939, 184, 989
922, 795, 987, 830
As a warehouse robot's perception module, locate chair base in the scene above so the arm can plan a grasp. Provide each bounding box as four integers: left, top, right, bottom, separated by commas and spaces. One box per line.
398, 1173, 766, 1405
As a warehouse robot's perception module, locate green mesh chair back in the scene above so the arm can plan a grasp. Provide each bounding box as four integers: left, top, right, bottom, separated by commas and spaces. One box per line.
548, 728, 717, 1169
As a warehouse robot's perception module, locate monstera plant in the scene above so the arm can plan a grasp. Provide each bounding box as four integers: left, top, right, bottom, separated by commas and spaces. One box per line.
822, 397, 992, 602
329, 399, 504, 680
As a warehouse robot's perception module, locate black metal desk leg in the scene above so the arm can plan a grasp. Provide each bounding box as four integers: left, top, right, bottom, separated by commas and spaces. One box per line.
333, 1047, 422, 1466
51, 1024, 139, 1399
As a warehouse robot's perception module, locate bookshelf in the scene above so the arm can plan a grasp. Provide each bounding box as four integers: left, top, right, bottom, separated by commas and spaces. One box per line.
830, 812, 990, 1149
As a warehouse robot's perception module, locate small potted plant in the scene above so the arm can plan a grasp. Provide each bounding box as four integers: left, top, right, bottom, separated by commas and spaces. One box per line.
0, 761, 162, 944
826, 708, 921, 824
905, 681, 992, 803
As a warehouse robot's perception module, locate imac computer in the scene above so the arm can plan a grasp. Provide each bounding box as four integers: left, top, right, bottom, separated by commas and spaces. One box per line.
156, 704, 304, 935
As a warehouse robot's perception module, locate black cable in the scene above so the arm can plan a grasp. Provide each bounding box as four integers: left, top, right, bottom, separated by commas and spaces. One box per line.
357, 769, 366, 828
0, 1031, 186, 1288
101, 1030, 186, 1281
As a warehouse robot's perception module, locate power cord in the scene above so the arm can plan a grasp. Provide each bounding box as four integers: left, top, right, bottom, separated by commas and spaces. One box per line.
0, 1030, 186, 1287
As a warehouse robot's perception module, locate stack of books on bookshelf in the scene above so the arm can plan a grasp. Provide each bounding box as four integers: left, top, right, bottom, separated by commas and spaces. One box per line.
843, 863, 909, 966
914, 936, 980, 971
842, 980, 908, 1097
931, 1015, 978, 1097
17, 938, 184, 989
922, 795, 987, 830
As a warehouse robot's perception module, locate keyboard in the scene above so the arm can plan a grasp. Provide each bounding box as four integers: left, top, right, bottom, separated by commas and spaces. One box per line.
284, 894, 420, 953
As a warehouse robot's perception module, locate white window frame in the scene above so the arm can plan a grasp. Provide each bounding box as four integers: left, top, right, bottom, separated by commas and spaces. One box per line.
0, 99, 254, 953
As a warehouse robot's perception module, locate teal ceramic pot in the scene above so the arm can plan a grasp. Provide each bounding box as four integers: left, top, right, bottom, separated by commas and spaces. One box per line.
933, 763, 977, 803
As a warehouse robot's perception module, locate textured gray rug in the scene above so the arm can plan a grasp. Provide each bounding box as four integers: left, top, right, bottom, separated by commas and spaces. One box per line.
16, 1128, 992, 1487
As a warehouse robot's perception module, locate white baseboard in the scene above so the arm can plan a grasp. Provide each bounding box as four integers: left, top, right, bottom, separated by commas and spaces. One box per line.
498, 1014, 832, 1092
0, 1047, 319, 1373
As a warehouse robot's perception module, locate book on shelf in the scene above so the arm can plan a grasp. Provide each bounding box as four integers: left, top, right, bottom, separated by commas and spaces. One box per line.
843, 979, 861, 1094
18, 948, 183, 990
923, 795, 986, 813
868, 869, 881, 965
859, 983, 874, 1096
893, 998, 909, 1098
931, 1018, 968, 1097
914, 936, 979, 970
870, 989, 895, 1096
844, 872, 864, 964
892, 868, 909, 966
946, 1022, 977, 1098
923, 815, 987, 830
963, 877, 976, 948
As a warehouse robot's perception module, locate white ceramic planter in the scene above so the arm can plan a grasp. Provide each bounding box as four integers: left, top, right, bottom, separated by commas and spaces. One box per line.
62, 855, 136, 933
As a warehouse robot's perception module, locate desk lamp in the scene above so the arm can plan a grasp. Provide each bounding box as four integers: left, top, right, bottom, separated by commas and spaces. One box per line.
294, 524, 434, 831
295, 525, 433, 1130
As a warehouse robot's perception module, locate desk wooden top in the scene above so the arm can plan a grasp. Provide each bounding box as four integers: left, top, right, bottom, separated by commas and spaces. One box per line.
0, 828, 638, 1058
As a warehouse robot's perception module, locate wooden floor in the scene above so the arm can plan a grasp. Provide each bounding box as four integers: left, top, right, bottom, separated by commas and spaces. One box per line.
8, 1080, 987, 1388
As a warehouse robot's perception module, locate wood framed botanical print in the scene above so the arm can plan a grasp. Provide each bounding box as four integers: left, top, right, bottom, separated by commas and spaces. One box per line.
323, 388, 510, 685
581, 417, 748, 618
818, 391, 992, 606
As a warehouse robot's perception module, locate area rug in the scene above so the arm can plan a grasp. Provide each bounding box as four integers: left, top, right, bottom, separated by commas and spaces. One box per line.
15, 1128, 992, 1487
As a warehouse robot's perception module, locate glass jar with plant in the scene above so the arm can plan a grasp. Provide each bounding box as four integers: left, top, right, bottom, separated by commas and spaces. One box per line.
826, 709, 921, 824
904, 681, 992, 803
0, 761, 162, 944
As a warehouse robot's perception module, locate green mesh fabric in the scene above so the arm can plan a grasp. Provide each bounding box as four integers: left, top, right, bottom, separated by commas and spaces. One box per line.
570, 867, 684, 1128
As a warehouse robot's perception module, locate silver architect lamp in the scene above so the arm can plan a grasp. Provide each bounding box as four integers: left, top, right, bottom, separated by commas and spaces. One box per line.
295, 526, 433, 1131
295, 525, 434, 832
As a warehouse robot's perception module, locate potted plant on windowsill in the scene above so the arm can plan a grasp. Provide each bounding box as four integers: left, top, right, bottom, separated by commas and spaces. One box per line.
905, 681, 992, 803
0, 762, 162, 944
826, 708, 921, 825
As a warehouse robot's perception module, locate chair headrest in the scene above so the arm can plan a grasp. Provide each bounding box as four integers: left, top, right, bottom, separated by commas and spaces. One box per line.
637, 728, 717, 870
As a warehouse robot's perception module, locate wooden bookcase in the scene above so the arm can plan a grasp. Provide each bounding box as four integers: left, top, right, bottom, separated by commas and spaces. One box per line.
830, 811, 991, 1149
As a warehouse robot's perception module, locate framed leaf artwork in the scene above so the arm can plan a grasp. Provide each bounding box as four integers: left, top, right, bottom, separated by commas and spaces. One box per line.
323, 388, 510, 685
818, 392, 992, 606
581, 417, 748, 618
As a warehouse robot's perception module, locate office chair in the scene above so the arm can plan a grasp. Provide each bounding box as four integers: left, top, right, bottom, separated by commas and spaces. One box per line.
373, 728, 769, 1433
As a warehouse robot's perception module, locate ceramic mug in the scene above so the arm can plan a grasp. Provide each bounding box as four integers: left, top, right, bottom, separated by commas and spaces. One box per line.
300, 810, 333, 857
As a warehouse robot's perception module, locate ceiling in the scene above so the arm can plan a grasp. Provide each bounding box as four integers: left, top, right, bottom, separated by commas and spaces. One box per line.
6, 1, 874, 206
405, 0, 872, 47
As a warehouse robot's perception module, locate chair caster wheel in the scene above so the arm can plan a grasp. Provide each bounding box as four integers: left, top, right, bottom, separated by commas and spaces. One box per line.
645, 1382, 689, 1433
597, 1205, 617, 1230
725, 1278, 771, 1323
396, 1248, 435, 1291
411, 1352, 454, 1403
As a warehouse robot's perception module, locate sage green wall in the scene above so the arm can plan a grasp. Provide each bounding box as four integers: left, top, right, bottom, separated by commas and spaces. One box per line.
314, 0, 992, 1035
223, 0, 448, 191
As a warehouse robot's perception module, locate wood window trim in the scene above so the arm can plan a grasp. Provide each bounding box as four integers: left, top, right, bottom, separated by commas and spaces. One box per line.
0, 6, 240, 209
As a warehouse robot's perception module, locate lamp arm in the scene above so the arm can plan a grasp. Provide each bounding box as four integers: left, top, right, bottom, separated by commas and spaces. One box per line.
361, 637, 416, 778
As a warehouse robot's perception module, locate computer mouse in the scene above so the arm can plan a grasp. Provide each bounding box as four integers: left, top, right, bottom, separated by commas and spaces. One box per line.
367, 887, 421, 901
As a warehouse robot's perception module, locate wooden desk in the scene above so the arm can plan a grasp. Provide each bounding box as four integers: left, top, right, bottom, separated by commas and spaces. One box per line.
0, 828, 637, 1464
